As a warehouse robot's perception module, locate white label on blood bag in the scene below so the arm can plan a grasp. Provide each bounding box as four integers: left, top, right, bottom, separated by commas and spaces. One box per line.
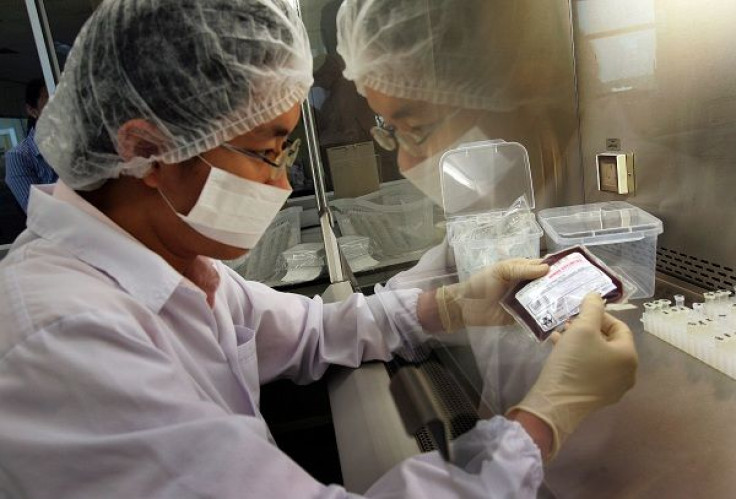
515, 252, 617, 332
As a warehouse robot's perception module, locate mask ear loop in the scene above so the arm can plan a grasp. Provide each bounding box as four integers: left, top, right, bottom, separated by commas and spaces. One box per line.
155, 157, 213, 218
157, 183, 183, 217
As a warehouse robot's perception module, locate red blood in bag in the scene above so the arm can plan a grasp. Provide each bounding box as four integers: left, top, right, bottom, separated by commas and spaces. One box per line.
502, 246, 624, 341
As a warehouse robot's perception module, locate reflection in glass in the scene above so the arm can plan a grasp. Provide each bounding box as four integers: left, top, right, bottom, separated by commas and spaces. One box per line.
331, 1, 582, 480
43, 0, 101, 71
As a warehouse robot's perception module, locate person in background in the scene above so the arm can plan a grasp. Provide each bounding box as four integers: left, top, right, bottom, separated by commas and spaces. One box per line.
4, 79, 58, 212
0, 1, 636, 497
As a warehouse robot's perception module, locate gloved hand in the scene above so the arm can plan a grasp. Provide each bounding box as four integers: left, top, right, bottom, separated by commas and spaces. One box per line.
507, 294, 638, 460
435, 259, 549, 332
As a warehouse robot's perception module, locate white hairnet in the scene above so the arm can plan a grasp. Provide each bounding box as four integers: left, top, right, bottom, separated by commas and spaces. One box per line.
36, 0, 313, 191
336, 0, 560, 111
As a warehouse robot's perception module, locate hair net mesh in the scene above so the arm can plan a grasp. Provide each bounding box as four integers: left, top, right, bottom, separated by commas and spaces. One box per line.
36, 0, 313, 191
336, 0, 560, 111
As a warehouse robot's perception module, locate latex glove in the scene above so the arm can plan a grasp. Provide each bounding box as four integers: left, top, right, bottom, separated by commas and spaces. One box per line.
507, 294, 638, 460
436, 259, 549, 332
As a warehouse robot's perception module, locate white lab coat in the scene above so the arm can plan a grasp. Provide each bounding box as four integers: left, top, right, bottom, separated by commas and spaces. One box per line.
0, 185, 542, 498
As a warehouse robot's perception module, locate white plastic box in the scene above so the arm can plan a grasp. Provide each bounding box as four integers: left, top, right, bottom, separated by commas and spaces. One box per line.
538, 202, 663, 299
440, 140, 543, 282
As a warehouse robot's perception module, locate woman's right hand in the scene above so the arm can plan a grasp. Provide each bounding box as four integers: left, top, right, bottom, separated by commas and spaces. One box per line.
506, 293, 638, 460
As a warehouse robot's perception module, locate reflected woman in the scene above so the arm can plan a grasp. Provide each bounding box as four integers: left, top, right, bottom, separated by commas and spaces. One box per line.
336, 0, 584, 416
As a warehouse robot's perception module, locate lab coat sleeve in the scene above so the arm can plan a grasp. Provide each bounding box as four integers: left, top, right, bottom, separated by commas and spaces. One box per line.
0, 312, 344, 499
0, 312, 543, 499
228, 274, 426, 385
365, 418, 544, 499
384, 239, 454, 291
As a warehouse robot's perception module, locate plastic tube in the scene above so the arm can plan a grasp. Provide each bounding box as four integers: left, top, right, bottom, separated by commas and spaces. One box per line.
642, 293, 736, 380
674, 294, 685, 308
704, 292, 716, 318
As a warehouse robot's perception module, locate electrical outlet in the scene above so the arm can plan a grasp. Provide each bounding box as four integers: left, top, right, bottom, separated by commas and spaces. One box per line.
596, 153, 635, 194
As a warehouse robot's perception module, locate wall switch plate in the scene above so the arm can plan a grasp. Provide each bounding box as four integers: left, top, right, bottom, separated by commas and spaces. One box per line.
596, 152, 635, 194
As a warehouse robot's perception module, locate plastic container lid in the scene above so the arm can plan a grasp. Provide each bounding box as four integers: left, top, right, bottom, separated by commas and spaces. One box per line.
538, 201, 663, 246
439, 140, 535, 218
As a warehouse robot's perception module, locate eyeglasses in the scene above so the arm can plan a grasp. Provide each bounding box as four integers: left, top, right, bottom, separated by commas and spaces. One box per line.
370, 109, 462, 157
220, 138, 301, 180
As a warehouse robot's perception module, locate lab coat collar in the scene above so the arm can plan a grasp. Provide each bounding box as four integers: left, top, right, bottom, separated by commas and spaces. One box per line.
26, 185, 185, 314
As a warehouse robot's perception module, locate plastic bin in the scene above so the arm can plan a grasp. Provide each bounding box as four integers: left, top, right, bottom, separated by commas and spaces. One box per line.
449, 212, 543, 282
281, 243, 325, 284
538, 202, 663, 299
330, 180, 436, 259
440, 140, 543, 281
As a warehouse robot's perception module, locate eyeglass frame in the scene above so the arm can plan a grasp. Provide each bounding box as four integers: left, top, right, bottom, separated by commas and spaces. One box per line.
370, 108, 462, 157
220, 138, 301, 180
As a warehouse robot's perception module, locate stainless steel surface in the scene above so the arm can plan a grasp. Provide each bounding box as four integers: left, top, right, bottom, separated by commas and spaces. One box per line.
34, 0, 60, 81
319, 214, 346, 284
327, 364, 420, 494
657, 247, 736, 293
24, 0, 58, 93
328, 274, 736, 496
300, 99, 330, 217
546, 275, 736, 498
572, 0, 736, 274
301, 96, 347, 284
325, 269, 418, 493
320, 280, 353, 304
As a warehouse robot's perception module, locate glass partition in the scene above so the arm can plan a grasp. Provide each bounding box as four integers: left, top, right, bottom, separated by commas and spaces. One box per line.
299, 0, 446, 285
43, 0, 101, 71
300, 0, 582, 493
220, 118, 322, 288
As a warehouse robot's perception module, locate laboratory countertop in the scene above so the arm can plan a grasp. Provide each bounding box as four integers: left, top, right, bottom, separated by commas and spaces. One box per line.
328, 273, 736, 497
545, 274, 736, 498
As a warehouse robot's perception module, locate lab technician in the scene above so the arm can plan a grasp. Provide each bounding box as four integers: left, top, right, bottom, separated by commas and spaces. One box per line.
0, 1, 637, 498
337, 0, 584, 415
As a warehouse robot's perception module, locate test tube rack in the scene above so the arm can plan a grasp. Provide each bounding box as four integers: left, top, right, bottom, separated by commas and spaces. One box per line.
642, 291, 736, 380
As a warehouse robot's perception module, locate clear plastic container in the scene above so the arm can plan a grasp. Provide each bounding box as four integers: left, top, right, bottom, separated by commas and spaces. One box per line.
537, 201, 663, 299
280, 243, 325, 284
330, 180, 436, 259
449, 213, 543, 282
338, 235, 379, 272
439, 140, 543, 281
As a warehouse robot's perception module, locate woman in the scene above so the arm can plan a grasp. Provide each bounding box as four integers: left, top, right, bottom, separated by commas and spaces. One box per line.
0, 1, 636, 497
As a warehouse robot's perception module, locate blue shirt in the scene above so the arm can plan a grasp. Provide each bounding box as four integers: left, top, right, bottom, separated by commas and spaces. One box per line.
4, 128, 58, 212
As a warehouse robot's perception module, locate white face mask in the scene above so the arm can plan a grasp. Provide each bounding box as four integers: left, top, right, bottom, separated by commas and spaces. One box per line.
160, 158, 292, 249
400, 127, 490, 207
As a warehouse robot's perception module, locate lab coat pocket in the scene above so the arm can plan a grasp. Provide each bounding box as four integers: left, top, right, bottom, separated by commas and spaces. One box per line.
234, 325, 261, 405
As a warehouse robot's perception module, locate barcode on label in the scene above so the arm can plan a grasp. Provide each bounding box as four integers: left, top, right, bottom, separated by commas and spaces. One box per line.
529, 295, 552, 314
